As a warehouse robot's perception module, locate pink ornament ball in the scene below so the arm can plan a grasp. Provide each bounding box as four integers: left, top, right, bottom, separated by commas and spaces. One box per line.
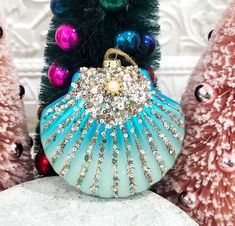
55, 24, 79, 50
48, 64, 71, 87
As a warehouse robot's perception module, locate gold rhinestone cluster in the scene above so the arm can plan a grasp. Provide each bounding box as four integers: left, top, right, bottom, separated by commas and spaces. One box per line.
79, 66, 152, 127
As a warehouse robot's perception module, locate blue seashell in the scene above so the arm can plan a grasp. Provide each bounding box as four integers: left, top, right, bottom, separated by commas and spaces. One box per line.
41, 66, 185, 198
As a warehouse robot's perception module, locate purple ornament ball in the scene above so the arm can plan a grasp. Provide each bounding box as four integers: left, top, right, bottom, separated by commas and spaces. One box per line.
140, 34, 156, 56
48, 64, 71, 87
55, 24, 80, 50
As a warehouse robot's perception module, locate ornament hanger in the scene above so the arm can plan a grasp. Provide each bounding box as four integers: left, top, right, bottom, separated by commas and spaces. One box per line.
104, 48, 137, 67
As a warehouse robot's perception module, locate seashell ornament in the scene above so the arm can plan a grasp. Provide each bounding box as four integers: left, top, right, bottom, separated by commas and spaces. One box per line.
40, 49, 185, 198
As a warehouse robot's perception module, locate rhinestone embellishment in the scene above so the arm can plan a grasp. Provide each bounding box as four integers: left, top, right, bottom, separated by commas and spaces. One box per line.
79, 66, 152, 126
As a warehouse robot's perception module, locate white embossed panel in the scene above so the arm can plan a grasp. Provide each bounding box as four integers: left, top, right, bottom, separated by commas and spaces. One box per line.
2, 0, 228, 132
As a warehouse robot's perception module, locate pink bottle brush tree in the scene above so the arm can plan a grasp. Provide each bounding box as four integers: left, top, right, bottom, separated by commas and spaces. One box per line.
154, 2, 235, 226
0, 15, 34, 191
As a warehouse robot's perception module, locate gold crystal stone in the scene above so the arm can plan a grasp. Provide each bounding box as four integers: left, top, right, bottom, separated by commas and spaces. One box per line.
104, 78, 123, 96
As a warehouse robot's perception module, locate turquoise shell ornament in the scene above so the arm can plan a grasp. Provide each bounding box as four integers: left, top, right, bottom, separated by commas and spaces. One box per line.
40, 49, 185, 198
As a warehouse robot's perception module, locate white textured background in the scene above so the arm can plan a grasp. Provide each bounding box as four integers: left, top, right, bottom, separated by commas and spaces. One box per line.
2, 0, 228, 132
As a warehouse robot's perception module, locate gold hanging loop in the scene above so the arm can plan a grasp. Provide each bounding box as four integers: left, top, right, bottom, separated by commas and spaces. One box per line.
103, 48, 137, 68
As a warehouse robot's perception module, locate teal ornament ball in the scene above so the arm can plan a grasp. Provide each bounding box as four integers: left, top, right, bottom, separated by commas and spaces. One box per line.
100, 0, 128, 11
40, 66, 185, 198
116, 31, 140, 52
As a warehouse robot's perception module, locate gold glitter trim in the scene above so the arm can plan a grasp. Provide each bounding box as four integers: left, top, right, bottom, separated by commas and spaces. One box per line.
112, 128, 120, 197
121, 126, 136, 195
148, 107, 184, 142
151, 99, 184, 128
44, 107, 82, 146
90, 129, 107, 195
60, 118, 94, 177
130, 120, 153, 184
139, 115, 168, 175
142, 111, 177, 157
76, 124, 101, 190
154, 92, 183, 114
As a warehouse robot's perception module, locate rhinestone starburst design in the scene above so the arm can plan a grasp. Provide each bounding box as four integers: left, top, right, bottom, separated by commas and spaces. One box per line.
104, 78, 123, 96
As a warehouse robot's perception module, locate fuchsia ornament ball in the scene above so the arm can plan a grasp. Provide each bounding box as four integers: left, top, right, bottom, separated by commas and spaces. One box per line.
48, 64, 71, 87
55, 24, 79, 50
